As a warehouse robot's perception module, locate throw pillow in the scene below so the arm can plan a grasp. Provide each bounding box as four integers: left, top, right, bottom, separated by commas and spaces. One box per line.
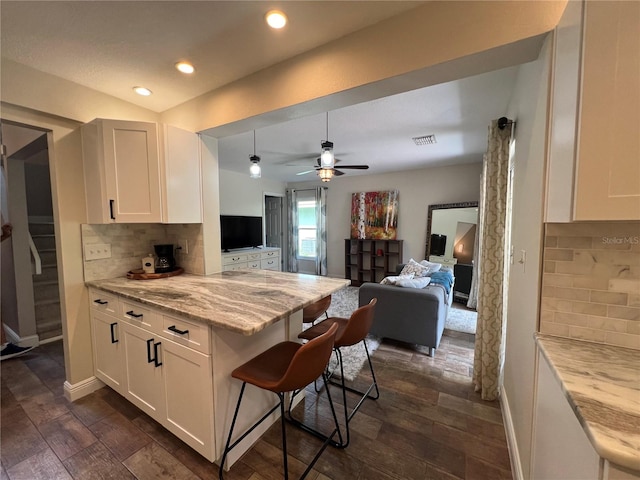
396, 277, 431, 289
399, 258, 431, 277
380, 273, 415, 285
419, 259, 442, 273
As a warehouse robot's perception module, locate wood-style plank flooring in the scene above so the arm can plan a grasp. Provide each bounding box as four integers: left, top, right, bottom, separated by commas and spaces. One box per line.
0, 332, 512, 479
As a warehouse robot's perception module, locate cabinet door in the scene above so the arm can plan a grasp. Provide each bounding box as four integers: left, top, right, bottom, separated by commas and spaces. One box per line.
91, 311, 125, 393
532, 351, 601, 479
161, 339, 214, 460
574, 1, 640, 220
161, 125, 202, 224
101, 120, 162, 223
121, 321, 166, 419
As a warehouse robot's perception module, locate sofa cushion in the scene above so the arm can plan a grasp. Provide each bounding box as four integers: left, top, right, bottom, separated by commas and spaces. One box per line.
419, 259, 442, 273
380, 273, 414, 285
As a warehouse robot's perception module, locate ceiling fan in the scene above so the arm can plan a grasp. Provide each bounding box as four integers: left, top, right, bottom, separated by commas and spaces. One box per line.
295, 112, 369, 181
295, 156, 369, 177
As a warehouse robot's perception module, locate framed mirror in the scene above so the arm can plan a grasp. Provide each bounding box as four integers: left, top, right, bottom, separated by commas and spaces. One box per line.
425, 201, 479, 263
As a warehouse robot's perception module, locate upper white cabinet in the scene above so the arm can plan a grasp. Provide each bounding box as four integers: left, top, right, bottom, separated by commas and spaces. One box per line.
160, 124, 202, 224
82, 119, 162, 223
82, 120, 203, 224
546, 0, 640, 221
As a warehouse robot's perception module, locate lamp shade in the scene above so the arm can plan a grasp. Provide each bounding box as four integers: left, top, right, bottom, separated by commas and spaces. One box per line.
249, 154, 261, 179
320, 141, 334, 168
318, 168, 334, 182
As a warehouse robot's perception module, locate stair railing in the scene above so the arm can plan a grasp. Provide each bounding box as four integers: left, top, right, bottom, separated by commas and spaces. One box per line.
28, 233, 42, 275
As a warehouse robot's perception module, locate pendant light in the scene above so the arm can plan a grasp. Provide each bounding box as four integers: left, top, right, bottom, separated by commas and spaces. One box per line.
317, 168, 334, 182
319, 112, 335, 169
249, 130, 261, 179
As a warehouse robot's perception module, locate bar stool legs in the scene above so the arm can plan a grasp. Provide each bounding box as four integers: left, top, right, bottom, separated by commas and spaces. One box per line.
219, 373, 342, 480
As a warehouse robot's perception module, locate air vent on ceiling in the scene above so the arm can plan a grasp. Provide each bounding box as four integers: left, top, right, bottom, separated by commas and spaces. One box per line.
412, 134, 437, 146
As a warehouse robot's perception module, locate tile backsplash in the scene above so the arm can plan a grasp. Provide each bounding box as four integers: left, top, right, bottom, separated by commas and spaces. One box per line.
81, 223, 204, 281
541, 222, 640, 350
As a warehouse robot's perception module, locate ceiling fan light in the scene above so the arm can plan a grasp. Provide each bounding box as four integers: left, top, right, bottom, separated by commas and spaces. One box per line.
318, 168, 334, 182
320, 141, 334, 168
249, 154, 261, 179
266, 10, 287, 29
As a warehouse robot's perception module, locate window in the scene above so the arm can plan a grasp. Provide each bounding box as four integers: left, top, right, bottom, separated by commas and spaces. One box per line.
297, 200, 317, 258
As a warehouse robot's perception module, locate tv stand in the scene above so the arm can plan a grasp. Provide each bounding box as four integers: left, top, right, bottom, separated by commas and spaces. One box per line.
221, 247, 280, 272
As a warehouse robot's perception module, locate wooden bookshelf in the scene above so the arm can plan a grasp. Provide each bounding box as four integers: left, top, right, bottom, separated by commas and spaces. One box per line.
344, 239, 403, 287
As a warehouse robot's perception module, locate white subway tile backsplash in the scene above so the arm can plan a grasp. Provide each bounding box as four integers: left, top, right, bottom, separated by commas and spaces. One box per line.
541, 222, 640, 350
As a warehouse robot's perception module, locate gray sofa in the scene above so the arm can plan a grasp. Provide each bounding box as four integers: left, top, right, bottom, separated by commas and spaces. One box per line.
358, 264, 453, 356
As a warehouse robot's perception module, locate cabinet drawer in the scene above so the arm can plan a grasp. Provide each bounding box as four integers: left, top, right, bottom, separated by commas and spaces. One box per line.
223, 263, 248, 271
222, 254, 248, 265
161, 314, 210, 354
261, 258, 279, 270
261, 250, 278, 260
120, 299, 161, 333
247, 260, 261, 269
89, 289, 118, 315
248, 253, 261, 261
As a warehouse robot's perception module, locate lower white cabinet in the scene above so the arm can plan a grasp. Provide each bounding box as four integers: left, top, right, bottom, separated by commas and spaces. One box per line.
90, 311, 125, 392
532, 351, 601, 479
222, 247, 280, 272
121, 321, 166, 419
89, 289, 214, 460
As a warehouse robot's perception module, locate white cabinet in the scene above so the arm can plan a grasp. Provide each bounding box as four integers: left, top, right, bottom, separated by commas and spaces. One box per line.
222, 247, 280, 272
532, 351, 601, 479
160, 125, 202, 224
428, 255, 457, 268
90, 310, 125, 393
82, 119, 162, 223
88, 288, 215, 460
546, 1, 640, 221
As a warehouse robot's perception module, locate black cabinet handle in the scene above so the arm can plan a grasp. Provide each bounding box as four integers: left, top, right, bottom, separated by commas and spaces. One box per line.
110, 322, 118, 344
126, 310, 143, 318
153, 342, 162, 367
94, 299, 108, 305
109, 199, 115, 220
168, 325, 189, 335
146, 338, 154, 363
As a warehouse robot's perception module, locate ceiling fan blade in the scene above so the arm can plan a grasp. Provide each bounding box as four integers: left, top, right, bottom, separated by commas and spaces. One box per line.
333, 169, 345, 176
335, 165, 369, 170
296, 170, 315, 176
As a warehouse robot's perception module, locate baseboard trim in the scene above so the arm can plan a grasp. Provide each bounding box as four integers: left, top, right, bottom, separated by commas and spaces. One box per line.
501, 385, 525, 480
3, 324, 40, 348
64, 376, 104, 402
39, 334, 63, 345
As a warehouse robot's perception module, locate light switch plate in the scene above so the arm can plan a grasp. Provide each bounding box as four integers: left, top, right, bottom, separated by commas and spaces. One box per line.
84, 243, 112, 261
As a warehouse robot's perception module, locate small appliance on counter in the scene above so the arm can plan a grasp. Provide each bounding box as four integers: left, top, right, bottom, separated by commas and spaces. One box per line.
154, 244, 176, 273
142, 254, 155, 273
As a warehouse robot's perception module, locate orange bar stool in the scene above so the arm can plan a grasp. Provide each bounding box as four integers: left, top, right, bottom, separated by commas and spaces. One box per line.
290, 298, 379, 448
219, 322, 341, 480
302, 295, 332, 325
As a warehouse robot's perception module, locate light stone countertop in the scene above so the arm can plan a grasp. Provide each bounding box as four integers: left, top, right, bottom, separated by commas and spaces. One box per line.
87, 270, 350, 335
535, 333, 640, 471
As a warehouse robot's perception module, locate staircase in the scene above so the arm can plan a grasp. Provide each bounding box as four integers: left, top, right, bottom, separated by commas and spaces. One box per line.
30, 221, 62, 341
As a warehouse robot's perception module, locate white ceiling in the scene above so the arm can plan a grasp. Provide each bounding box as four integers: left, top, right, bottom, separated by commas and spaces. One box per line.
1, 1, 526, 184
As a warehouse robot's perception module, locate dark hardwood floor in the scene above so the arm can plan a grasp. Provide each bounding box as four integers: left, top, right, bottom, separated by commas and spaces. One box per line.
0, 332, 512, 479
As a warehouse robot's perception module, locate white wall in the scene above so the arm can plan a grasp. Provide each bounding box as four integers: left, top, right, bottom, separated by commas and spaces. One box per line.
218, 169, 286, 216
502, 35, 553, 479
289, 162, 483, 278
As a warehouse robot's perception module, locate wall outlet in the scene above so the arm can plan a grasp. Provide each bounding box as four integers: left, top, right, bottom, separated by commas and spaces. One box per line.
176, 239, 189, 255
84, 243, 112, 261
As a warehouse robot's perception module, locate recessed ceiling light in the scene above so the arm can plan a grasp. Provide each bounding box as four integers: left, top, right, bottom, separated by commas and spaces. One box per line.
265, 10, 287, 29
133, 86, 152, 96
175, 62, 195, 74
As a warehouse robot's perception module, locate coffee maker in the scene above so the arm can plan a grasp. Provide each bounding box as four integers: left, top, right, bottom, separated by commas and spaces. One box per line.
154, 244, 176, 273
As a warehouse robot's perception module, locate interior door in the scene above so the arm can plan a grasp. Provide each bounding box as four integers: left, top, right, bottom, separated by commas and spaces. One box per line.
264, 195, 282, 249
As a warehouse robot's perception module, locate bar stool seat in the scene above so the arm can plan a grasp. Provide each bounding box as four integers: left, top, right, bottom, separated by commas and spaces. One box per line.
290, 298, 378, 448
219, 322, 341, 480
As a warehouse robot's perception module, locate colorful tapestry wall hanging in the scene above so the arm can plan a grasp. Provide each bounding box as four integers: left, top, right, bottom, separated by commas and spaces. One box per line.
350, 190, 399, 239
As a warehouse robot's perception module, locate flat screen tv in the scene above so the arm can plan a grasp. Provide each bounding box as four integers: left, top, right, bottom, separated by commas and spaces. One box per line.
220, 215, 263, 252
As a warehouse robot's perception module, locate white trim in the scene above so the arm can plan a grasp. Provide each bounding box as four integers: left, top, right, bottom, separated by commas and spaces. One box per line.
40, 334, 63, 345
501, 385, 524, 480
3, 323, 39, 348
63, 376, 104, 402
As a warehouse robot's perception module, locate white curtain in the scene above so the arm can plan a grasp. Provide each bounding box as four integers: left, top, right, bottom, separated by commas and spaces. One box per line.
286, 189, 298, 272
472, 118, 512, 401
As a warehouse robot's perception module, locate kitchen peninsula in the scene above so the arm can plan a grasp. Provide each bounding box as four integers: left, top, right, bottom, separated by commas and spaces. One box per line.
86, 270, 349, 468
